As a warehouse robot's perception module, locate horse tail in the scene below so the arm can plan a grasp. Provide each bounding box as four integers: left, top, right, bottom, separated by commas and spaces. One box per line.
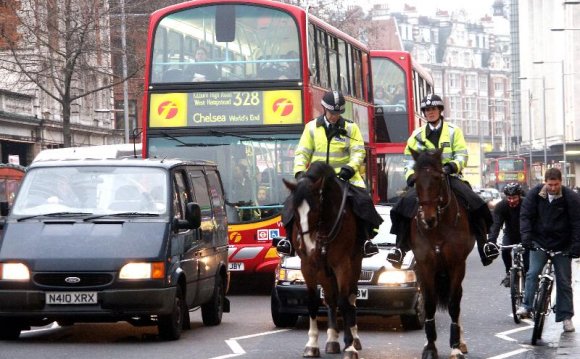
435, 271, 450, 310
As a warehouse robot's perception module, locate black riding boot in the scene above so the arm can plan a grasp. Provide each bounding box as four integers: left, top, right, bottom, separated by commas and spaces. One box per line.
472, 216, 499, 266
387, 217, 410, 269
358, 222, 379, 258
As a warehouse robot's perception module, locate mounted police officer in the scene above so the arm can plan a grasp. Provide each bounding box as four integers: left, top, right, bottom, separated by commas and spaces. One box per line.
277, 90, 383, 257
387, 93, 500, 268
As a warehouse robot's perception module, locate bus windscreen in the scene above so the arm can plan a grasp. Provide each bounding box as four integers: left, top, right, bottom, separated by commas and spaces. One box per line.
151, 5, 301, 83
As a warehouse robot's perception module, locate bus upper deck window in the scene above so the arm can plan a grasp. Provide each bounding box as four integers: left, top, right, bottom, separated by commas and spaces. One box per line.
216, 6, 235, 42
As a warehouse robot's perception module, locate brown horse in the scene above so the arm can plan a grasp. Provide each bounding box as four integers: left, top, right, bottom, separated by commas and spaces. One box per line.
283, 161, 363, 359
409, 148, 474, 359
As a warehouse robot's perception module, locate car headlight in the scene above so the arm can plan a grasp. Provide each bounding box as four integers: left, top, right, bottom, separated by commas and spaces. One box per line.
276, 268, 304, 282
0, 263, 30, 281
377, 269, 416, 285
119, 262, 165, 280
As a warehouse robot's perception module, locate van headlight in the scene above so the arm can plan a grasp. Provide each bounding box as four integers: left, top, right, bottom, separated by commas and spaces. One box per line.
0, 263, 30, 281
276, 268, 304, 282
119, 262, 165, 280
377, 269, 416, 285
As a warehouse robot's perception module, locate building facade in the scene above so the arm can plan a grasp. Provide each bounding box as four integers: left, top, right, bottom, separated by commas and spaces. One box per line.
370, 2, 513, 187
0, 0, 122, 166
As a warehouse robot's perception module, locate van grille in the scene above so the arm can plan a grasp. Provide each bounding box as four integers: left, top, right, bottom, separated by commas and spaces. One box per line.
33, 273, 114, 288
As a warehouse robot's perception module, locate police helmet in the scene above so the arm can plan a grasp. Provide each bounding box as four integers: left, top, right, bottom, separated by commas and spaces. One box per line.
321, 90, 346, 114
420, 94, 444, 112
503, 182, 523, 196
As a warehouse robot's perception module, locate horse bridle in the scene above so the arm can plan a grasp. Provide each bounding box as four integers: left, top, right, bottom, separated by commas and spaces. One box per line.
416, 169, 456, 226
295, 176, 349, 254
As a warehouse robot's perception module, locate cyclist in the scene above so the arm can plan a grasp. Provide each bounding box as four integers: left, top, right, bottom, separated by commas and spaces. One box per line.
387, 93, 499, 268
488, 183, 529, 287
517, 168, 580, 332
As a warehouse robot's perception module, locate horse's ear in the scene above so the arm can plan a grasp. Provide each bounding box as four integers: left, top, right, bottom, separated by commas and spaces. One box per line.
410, 147, 421, 161
282, 178, 297, 191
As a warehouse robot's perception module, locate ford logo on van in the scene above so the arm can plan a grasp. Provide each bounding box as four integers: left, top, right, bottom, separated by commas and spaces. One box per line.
65, 277, 81, 284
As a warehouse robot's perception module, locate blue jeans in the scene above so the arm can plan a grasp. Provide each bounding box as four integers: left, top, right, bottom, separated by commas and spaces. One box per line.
522, 249, 574, 322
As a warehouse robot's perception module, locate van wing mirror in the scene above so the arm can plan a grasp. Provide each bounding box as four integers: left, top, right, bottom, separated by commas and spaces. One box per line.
186, 202, 202, 229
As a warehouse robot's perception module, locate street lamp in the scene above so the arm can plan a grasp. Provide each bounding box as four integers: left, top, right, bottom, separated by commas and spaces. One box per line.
519, 76, 548, 172
533, 60, 567, 185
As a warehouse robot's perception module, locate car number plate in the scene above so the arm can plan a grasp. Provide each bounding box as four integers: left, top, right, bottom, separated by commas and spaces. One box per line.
228, 262, 245, 271
320, 288, 368, 300
46, 292, 98, 305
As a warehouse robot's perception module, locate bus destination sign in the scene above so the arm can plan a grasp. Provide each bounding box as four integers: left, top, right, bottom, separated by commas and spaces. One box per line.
149, 90, 303, 128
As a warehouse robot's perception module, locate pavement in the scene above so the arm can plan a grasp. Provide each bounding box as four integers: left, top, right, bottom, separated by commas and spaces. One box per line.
555, 258, 580, 356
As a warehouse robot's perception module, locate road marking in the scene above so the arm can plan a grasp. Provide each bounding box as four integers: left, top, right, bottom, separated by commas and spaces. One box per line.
209, 329, 290, 359
486, 348, 531, 359
487, 316, 534, 358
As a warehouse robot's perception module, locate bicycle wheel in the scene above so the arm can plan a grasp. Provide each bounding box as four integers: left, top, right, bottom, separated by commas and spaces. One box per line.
510, 268, 523, 324
531, 281, 551, 345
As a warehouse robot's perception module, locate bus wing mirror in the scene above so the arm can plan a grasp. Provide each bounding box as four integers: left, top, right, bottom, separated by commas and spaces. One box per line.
216, 5, 236, 42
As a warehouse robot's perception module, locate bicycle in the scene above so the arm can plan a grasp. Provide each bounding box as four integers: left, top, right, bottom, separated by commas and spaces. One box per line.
530, 247, 563, 345
502, 244, 526, 324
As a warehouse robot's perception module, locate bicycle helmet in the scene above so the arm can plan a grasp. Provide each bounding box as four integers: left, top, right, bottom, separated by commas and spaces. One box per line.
321, 90, 346, 114
420, 94, 444, 112
503, 182, 523, 196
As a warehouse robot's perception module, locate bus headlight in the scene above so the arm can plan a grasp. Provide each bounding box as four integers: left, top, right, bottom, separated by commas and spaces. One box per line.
377, 269, 416, 285
119, 262, 165, 279
0, 263, 30, 281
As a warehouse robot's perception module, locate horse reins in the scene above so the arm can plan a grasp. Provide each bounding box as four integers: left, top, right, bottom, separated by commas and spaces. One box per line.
295, 176, 349, 253
317, 177, 349, 255
416, 170, 460, 228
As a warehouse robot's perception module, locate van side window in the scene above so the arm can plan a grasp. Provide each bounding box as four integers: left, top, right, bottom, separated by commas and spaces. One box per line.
188, 170, 211, 218
173, 171, 189, 220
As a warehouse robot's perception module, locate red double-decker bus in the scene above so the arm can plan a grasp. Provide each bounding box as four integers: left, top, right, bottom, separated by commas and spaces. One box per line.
141, 0, 376, 279
483, 156, 528, 191
370, 50, 434, 204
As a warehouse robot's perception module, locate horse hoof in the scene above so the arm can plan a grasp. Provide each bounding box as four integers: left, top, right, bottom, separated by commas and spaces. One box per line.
353, 338, 362, 351
459, 343, 468, 354
325, 341, 341, 354
342, 350, 359, 359
449, 351, 465, 359
303, 346, 320, 358
422, 348, 438, 359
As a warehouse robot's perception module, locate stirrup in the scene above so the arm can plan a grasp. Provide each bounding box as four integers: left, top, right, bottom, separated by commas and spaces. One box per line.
363, 240, 379, 258
484, 242, 500, 260
387, 248, 405, 268
276, 238, 293, 256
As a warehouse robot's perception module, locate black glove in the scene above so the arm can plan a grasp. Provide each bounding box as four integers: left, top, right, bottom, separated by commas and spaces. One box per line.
442, 163, 455, 175
521, 241, 536, 251
295, 171, 304, 179
406, 175, 416, 188
338, 166, 355, 181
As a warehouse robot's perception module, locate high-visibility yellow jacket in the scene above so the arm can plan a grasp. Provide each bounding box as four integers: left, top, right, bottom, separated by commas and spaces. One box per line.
294, 116, 366, 188
403, 120, 468, 180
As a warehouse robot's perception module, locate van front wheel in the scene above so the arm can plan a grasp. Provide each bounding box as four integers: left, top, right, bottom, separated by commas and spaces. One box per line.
202, 274, 224, 326
158, 286, 185, 340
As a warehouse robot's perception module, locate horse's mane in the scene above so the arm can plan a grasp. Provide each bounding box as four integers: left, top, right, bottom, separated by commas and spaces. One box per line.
414, 149, 442, 171
292, 161, 336, 210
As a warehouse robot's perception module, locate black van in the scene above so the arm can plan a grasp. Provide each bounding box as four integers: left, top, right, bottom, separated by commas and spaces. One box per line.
0, 158, 229, 340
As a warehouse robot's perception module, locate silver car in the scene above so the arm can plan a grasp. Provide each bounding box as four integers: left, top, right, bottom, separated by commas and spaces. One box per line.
271, 205, 424, 330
